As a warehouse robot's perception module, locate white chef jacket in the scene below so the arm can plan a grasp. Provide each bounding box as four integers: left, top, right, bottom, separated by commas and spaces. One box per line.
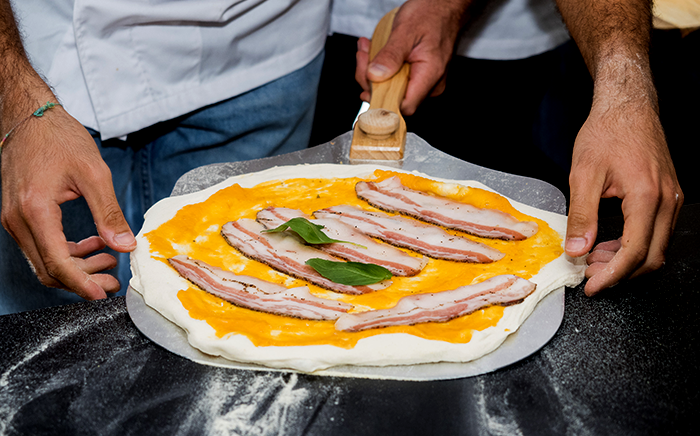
12, 0, 330, 140
330, 0, 570, 61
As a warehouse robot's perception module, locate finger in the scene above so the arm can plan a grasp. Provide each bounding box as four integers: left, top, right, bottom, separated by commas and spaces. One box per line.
72, 252, 118, 275
78, 164, 136, 253
88, 273, 122, 294
358, 36, 371, 54
431, 75, 447, 97
26, 226, 119, 293
586, 247, 617, 265
672, 188, 684, 228
7, 195, 120, 296
627, 184, 681, 279
401, 61, 447, 115
586, 238, 621, 265
4, 217, 64, 289
3, 195, 68, 289
584, 190, 658, 296
23, 200, 108, 299
592, 239, 622, 253
365, 32, 413, 84
68, 235, 107, 258
355, 37, 371, 93
584, 262, 608, 279
566, 169, 602, 258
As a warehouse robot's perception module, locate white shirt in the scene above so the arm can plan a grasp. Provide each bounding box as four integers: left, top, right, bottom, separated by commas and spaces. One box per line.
330, 0, 570, 61
13, 0, 330, 140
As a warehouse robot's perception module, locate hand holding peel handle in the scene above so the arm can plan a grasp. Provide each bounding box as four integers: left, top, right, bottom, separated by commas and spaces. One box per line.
355, 0, 470, 116
355, 0, 683, 295
0, 0, 136, 300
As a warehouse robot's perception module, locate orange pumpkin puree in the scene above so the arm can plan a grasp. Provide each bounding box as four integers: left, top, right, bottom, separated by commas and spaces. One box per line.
145, 170, 563, 349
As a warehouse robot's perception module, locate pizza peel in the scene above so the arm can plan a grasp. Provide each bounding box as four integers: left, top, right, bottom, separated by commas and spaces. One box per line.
126, 8, 568, 381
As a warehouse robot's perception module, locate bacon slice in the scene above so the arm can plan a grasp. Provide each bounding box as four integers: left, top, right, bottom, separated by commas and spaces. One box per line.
335, 275, 536, 332
168, 255, 352, 320
221, 219, 390, 295
356, 177, 538, 240
257, 207, 427, 276
314, 205, 505, 263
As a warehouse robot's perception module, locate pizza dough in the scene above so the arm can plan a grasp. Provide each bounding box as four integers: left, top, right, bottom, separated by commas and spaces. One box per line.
130, 164, 586, 373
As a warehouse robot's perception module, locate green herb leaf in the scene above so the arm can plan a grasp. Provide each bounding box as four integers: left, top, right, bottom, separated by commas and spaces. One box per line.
306, 258, 392, 286
262, 217, 360, 246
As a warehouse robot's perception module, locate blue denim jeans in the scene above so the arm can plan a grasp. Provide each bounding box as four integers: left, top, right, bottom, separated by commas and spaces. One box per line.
0, 52, 323, 315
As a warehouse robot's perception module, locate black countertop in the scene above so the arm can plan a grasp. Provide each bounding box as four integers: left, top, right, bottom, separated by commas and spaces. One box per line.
1, 204, 698, 436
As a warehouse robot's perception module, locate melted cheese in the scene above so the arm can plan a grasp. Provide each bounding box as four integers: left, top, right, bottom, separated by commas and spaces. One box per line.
145, 170, 563, 348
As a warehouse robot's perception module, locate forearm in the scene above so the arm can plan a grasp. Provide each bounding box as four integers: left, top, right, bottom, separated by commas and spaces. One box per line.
556, 0, 657, 111
0, 0, 55, 131
559, 1, 683, 294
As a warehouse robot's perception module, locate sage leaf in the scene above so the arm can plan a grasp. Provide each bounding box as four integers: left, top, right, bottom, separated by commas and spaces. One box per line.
306, 258, 392, 286
262, 217, 363, 247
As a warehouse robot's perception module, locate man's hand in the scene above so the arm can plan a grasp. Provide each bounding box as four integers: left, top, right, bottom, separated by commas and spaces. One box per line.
355, 0, 471, 115
556, 0, 683, 295
1, 0, 134, 300
565, 85, 683, 296
1, 105, 137, 299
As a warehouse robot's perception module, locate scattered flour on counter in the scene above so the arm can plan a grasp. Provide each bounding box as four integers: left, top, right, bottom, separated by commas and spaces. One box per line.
0, 335, 57, 390
539, 347, 596, 436
0, 307, 126, 434
472, 378, 525, 436
536, 295, 651, 435
177, 371, 328, 436
0, 333, 67, 435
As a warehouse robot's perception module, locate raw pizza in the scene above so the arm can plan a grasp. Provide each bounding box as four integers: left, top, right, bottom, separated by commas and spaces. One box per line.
130, 164, 585, 373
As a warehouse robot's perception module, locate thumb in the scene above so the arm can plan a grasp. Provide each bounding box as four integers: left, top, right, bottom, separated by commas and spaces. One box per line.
366, 34, 412, 83
81, 170, 136, 253
566, 176, 600, 257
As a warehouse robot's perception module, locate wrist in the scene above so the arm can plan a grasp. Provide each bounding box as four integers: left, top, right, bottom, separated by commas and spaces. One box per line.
1, 101, 64, 151
1, 41, 56, 133
591, 49, 658, 115
1, 69, 57, 134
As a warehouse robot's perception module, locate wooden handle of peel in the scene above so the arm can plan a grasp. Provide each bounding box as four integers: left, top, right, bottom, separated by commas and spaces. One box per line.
350, 7, 409, 161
